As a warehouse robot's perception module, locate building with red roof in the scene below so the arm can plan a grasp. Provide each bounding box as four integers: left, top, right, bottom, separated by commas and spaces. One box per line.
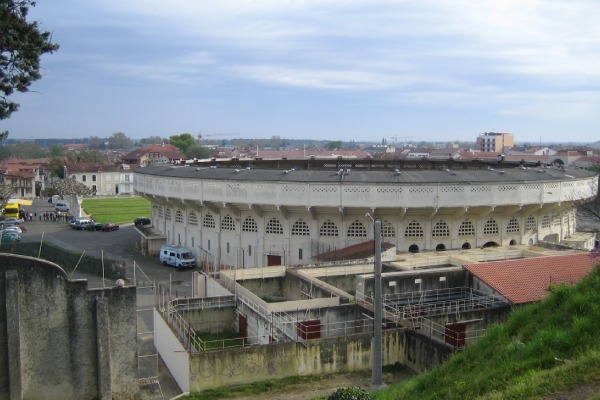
464, 253, 597, 304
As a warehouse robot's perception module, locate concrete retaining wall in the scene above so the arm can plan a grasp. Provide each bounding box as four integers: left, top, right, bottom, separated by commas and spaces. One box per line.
0, 253, 137, 400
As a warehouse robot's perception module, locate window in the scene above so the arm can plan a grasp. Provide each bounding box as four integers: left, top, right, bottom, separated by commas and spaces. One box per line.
541, 215, 551, 228
165, 208, 172, 220
227, 242, 230, 253
525, 215, 536, 231
319, 220, 339, 237
266, 218, 283, 234
347, 220, 367, 237
382, 220, 395, 238
92, 185, 97, 192
248, 245, 252, 257
222, 215, 236, 231
292, 220, 310, 236
158, 206, 164, 219
506, 217, 520, 233
92, 175, 96, 182
483, 218, 499, 235
242, 217, 258, 232
208, 240, 210, 250
299, 248, 303, 260
82, 175, 87, 182
552, 214, 561, 226
404, 220, 423, 237
458, 220, 475, 236
432, 220, 450, 237
188, 211, 198, 225
203, 213, 215, 228
175, 209, 184, 223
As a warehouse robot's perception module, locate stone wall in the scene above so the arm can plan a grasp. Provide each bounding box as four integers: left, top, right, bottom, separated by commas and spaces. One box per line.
0, 253, 138, 400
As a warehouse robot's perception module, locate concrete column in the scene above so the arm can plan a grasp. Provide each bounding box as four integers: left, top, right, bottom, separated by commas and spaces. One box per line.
96, 297, 112, 400
5, 270, 22, 400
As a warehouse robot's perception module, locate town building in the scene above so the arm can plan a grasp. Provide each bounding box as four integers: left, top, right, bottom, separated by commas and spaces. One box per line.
476, 132, 515, 153
121, 143, 183, 166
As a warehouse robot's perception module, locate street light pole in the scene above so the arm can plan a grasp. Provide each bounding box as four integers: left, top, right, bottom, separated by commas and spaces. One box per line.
372, 218, 383, 387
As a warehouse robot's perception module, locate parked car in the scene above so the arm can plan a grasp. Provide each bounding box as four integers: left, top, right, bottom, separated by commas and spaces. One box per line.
101, 223, 119, 231
85, 221, 103, 231
3, 217, 24, 226
71, 219, 94, 230
134, 217, 151, 226
4, 226, 23, 236
1, 231, 20, 242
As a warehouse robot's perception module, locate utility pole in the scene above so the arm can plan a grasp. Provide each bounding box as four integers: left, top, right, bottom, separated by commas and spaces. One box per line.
371, 218, 383, 387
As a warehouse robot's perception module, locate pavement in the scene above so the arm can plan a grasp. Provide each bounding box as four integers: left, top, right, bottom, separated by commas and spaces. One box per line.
13, 198, 187, 400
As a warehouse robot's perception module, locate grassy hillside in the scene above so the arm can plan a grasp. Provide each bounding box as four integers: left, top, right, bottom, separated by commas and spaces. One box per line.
375, 265, 600, 400
81, 197, 150, 224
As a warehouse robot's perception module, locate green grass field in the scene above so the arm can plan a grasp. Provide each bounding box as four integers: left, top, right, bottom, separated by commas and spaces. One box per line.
81, 197, 151, 224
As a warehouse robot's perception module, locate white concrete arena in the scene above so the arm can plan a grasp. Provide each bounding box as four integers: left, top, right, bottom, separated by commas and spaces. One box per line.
133, 159, 598, 269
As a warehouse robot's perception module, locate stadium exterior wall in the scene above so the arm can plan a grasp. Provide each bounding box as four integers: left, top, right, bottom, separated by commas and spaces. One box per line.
133, 161, 597, 268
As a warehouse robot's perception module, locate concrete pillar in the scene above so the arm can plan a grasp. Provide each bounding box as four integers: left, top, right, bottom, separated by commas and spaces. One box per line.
5, 270, 22, 400
96, 297, 112, 400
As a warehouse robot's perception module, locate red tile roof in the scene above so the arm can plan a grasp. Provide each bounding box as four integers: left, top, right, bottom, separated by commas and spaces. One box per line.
464, 253, 597, 304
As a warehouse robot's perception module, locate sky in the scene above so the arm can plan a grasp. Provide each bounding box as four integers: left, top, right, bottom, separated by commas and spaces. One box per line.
2, 0, 600, 144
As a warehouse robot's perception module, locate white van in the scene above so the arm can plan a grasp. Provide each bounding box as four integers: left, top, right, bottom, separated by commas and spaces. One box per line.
55, 202, 70, 212
159, 245, 196, 268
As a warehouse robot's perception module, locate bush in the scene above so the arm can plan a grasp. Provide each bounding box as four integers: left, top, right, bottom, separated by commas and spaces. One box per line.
328, 386, 371, 400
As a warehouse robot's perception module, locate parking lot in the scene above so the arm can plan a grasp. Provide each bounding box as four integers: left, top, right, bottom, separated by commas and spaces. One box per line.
16, 198, 196, 295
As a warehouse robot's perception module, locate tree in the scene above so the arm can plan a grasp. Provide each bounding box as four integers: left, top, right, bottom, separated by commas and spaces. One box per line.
325, 141, 343, 151
1, 1, 59, 139
139, 135, 166, 146
185, 144, 210, 160
107, 132, 132, 149
87, 136, 106, 150
169, 133, 196, 154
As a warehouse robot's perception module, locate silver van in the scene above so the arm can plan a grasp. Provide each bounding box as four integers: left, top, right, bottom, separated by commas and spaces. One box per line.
159, 245, 196, 268
55, 202, 70, 212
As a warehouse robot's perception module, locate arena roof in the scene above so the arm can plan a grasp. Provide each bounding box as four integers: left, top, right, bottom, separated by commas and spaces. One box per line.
134, 159, 597, 185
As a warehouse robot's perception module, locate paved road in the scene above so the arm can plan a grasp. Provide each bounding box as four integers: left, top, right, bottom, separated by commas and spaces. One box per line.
19, 198, 196, 295
15, 198, 187, 399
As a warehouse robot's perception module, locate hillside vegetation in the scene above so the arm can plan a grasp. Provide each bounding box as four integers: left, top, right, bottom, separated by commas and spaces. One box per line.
375, 264, 600, 400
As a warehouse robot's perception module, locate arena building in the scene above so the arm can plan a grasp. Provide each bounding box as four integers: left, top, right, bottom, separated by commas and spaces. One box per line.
133, 158, 598, 269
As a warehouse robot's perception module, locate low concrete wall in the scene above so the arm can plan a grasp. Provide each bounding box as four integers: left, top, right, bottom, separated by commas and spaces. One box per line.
0, 253, 138, 400
188, 329, 404, 391
404, 330, 454, 373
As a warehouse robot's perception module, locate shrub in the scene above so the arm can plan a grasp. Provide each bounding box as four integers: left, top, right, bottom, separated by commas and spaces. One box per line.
328, 386, 371, 400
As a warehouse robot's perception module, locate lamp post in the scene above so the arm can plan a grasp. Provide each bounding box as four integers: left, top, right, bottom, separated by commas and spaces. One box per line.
371, 218, 383, 387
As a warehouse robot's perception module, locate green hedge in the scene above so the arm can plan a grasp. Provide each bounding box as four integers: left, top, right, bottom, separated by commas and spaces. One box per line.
0, 241, 126, 280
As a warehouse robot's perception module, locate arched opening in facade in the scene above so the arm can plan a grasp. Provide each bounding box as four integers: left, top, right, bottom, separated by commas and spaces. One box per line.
408, 244, 419, 253
461, 242, 471, 250
509, 239, 517, 246
482, 241, 499, 249
543, 233, 559, 243
435, 243, 446, 251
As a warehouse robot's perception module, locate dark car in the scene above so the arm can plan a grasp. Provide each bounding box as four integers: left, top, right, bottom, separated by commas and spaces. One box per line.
101, 223, 119, 231
85, 222, 103, 231
134, 217, 151, 226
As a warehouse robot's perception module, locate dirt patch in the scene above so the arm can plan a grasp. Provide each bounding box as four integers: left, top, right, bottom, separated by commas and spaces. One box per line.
544, 378, 600, 400
229, 369, 416, 400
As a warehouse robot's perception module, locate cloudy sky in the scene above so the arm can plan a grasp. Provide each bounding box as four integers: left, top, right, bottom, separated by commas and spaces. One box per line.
3, 0, 600, 143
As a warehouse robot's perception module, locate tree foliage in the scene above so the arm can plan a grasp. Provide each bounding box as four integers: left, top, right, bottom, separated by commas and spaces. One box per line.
170, 133, 196, 154
107, 132, 132, 149
1, 0, 59, 139
185, 143, 210, 160
325, 140, 343, 151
